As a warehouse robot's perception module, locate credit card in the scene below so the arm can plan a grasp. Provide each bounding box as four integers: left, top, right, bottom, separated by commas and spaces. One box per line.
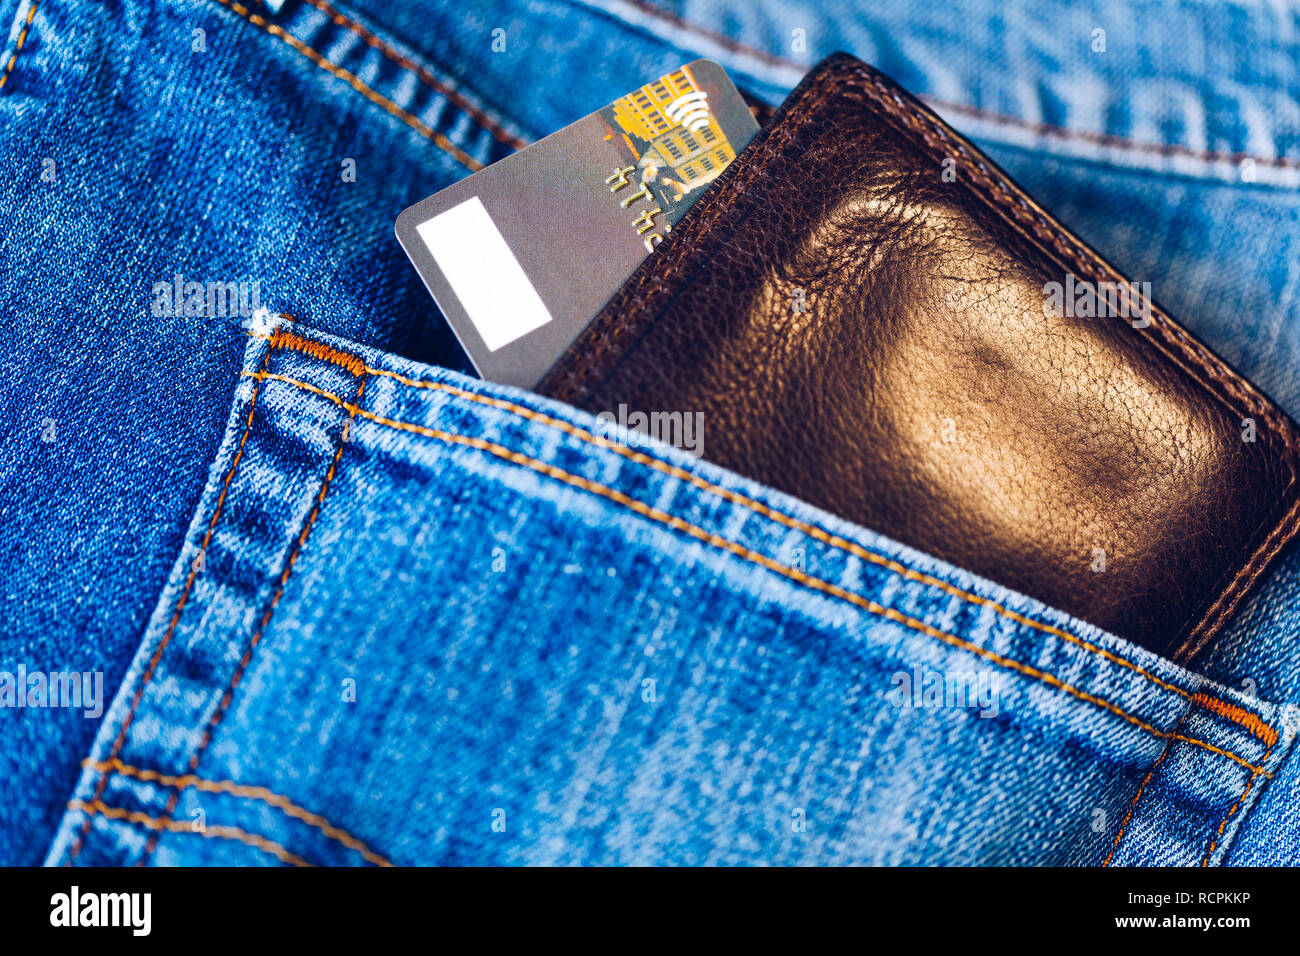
394, 60, 760, 389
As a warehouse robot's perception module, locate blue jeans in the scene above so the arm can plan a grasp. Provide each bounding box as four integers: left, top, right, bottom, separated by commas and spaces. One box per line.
3, 0, 1298, 865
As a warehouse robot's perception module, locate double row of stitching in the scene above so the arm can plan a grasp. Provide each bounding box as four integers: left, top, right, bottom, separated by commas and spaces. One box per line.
297, 0, 527, 150
247, 331, 1279, 743
140, 364, 368, 865
66, 343, 280, 864
241, 367, 1272, 776
85, 758, 393, 867
69, 333, 369, 866
209, 0, 483, 171
1106, 698, 1281, 866
68, 799, 311, 867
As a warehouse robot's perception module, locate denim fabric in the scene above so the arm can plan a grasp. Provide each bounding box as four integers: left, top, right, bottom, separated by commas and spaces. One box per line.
3, 0, 1299, 865
1, 0, 521, 864
43, 321, 1299, 865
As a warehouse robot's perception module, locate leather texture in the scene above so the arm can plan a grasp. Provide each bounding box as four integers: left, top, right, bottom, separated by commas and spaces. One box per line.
538, 54, 1300, 661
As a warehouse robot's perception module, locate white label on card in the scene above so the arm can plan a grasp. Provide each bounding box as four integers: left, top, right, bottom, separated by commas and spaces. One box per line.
415, 196, 553, 351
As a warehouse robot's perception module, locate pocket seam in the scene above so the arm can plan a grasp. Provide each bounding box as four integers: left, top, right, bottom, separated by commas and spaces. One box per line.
1200, 741, 1275, 866
252, 330, 1279, 739
138, 372, 368, 863
64, 343, 280, 865
1103, 709, 1191, 866
298, 0, 527, 151
82, 758, 393, 867
67, 798, 312, 867
242, 364, 1276, 775
207, 0, 483, 171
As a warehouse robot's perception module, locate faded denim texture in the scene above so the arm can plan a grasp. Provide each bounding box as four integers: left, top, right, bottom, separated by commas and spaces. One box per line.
44, 322, 1299, 865
2, 0, 1298, 865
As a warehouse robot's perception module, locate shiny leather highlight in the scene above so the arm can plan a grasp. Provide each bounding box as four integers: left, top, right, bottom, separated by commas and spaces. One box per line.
539, 54, 1300, 661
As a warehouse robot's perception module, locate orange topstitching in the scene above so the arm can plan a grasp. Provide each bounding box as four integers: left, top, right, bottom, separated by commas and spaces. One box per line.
84, 757, 393, 866
247, 332, 1277, 745
297, 0, 527, 150
210, 0, 483, 172
1191, 692, 1278, 749
0, 0, 39, 92
1201, 741, 1276, 866
68, 799, 311, 867
266, 327, 368, 376
1102, 711, 1191, 867
64, 344, 280, 864
240, 366, 1273, 777
139, 368, 368, 865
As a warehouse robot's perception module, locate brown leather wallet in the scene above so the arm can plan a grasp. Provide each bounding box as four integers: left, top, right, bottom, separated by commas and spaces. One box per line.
538, 53, 1300, 662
